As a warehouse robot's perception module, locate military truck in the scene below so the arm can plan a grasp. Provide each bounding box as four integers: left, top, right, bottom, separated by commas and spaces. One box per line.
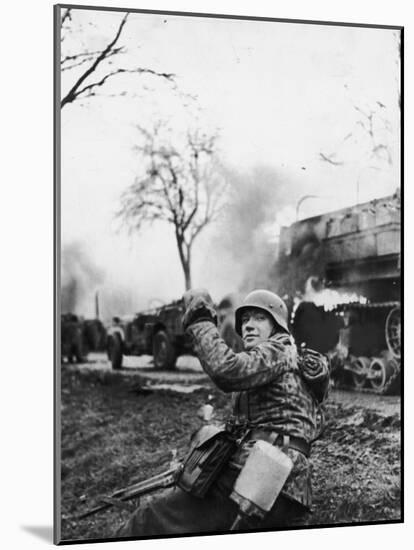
277, 191, 401, 394
83, 319, 107, 354
106, 300, 193, 370
61, 314, 107, 363
61, 313, 84, 363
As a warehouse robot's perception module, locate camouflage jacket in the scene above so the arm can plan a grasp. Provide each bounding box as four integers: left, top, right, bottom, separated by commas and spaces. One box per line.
187, 320, 326, 509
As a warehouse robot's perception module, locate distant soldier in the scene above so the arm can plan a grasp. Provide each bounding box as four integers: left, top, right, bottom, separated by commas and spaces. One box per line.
107, 316, 125, 340
106, 316, 125, 369
115, 289, 329, 536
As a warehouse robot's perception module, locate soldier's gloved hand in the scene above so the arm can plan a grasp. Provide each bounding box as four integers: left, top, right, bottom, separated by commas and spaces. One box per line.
182, 288, 217, 331
298, 348, 330, 403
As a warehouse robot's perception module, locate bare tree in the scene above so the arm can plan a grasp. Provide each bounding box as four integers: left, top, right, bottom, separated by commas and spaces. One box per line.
319, 31, 401, 170
60, 8, 175, 108
117, 124, 226, 290
319, 101, 394, 169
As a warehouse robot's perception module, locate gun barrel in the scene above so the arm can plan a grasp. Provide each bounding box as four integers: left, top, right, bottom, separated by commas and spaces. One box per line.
76, 467, 179, 520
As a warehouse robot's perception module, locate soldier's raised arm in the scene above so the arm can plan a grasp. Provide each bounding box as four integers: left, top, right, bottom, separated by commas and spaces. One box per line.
182, 288, 297, 392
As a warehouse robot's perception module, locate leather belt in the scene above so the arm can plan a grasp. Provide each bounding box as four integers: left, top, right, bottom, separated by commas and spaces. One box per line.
249, 429, 310, 458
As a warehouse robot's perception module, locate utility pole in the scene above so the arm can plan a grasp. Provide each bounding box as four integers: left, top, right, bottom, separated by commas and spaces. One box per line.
95, 291, 100, 320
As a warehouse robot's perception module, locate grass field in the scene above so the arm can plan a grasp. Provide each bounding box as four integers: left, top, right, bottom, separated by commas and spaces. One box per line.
59, 366, 401, 542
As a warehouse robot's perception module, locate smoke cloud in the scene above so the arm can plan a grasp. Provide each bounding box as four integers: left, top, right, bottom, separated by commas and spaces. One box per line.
99, 286, 140, 321
61, 242, 104, 316
212, 164, 305, 294
61, 241, 141, 320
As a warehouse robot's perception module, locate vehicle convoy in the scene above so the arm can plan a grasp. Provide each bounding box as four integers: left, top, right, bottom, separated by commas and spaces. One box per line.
277, 192, 401, 394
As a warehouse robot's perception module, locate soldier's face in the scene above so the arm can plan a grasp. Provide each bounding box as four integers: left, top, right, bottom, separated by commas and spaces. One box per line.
241, 308, 275, 350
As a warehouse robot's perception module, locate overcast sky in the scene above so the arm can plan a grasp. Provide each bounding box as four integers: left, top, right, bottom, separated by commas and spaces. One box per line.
60, 8, 400, 317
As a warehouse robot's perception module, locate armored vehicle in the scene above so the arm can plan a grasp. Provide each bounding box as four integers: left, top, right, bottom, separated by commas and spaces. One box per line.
277, 192, 401, 394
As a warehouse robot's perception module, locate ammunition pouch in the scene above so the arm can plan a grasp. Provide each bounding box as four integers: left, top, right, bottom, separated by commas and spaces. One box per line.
176, 425, 237, 498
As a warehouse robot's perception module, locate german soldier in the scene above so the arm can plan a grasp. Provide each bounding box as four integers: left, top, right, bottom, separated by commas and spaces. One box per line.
115, 288, 329, 537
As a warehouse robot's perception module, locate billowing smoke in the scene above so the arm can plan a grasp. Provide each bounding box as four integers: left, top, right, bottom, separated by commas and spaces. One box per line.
213, 164, 304, 294
61, 241, 141, 321
272, 219, 326, 298
100, 286, 139, 321
61, 242, 105, 316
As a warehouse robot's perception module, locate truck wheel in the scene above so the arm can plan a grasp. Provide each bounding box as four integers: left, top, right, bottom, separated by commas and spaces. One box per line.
153, 330, 177, 370
109, 334, 123, 370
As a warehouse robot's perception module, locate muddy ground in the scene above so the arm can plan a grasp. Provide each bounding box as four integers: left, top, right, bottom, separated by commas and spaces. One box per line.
59, 355, 401, 542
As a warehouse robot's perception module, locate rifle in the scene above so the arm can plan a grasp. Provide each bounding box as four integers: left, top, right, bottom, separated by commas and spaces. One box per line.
76, 466, 180, 519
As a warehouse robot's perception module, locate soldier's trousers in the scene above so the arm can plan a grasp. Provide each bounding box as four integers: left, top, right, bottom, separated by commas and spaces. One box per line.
114, 467, 308, 538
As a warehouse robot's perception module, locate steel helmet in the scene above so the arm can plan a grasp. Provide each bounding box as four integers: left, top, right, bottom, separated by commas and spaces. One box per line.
235, 289, 290, 336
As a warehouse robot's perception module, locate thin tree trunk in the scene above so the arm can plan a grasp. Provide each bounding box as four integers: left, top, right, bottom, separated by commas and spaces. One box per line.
175, 231, 192, 290
183, 261, 192, 290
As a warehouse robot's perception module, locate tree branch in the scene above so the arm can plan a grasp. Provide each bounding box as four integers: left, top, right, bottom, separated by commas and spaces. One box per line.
61, 8, 72, 26
319, 152, 344, 166
61, 47, 125, 72
61, 13, 129, 107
